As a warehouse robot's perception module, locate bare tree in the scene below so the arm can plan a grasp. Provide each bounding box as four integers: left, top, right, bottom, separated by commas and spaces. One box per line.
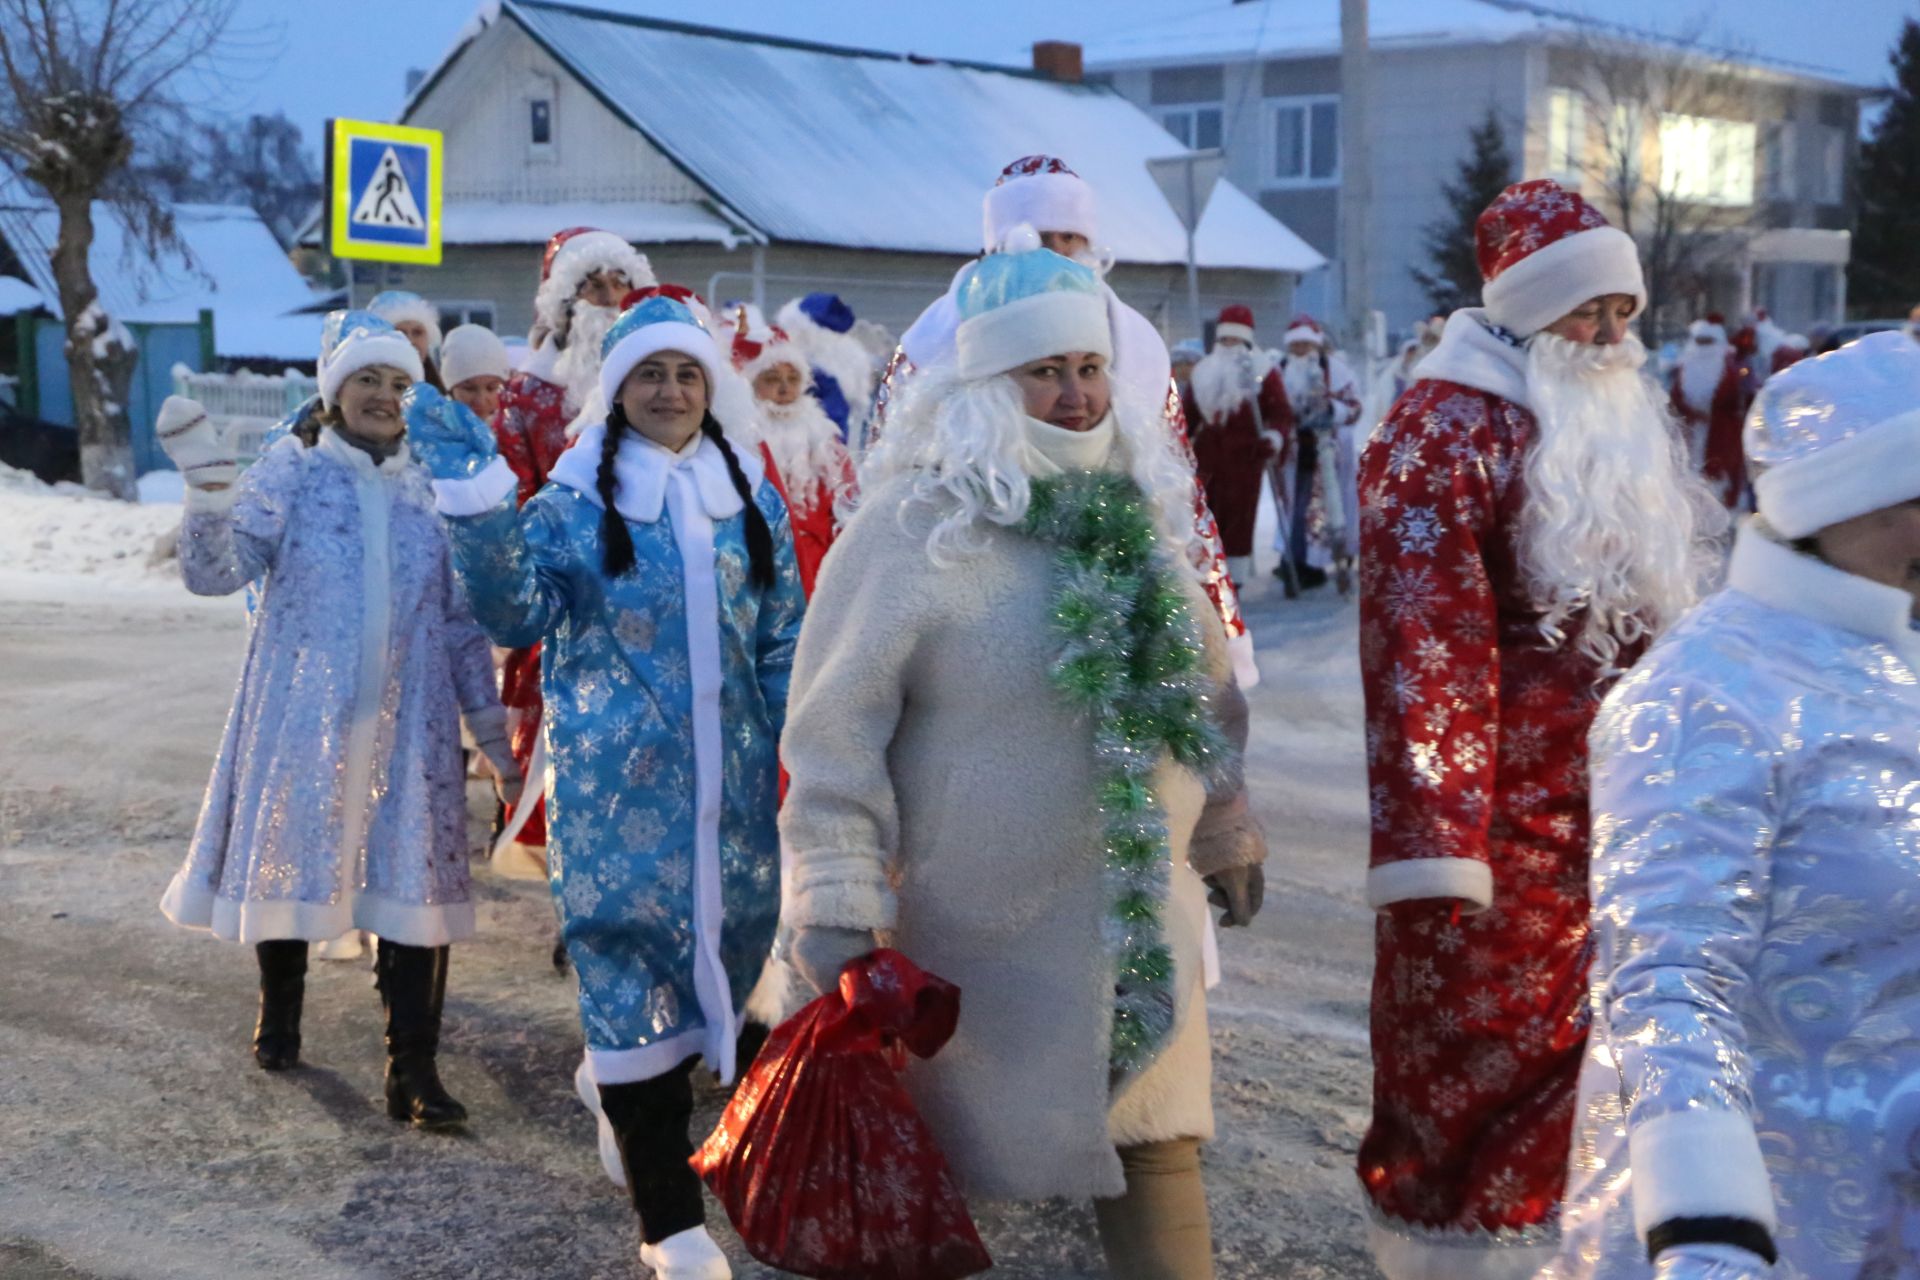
0, 0, 240, 499
1549, 27, 1762, 344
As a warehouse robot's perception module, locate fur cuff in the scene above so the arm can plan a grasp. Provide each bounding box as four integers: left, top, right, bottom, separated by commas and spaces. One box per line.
432, 455, 517, 517
1367, 857, 1493, 913
1628, 1109, 1777, 1240
787, 853, 897, 931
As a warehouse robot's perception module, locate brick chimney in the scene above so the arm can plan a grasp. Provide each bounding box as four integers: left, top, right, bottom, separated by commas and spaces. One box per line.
1032, 41, 1084, 83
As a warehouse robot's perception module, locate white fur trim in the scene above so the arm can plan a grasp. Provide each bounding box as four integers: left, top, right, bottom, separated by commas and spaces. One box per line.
1366, 857, 1493, 913
547, 428, 758, 525
431, 455, 517, 517
535, 234, 654, 332
982, 171, 1098, 251
440, 324, 510, 390
956, 290, 1111, 380
1226, 630, 1260, 690
1214, 322, 1256, 346
1283, 324, 1324, 348
1366, 1217, 1557, 1280
1752, 406, 1920, 539
1413, 310, 1531, 409
572, 1059, 628, 1188
786, 853, 899, 931
1627, 1108, 1777, 1239
1481, 225, 1645, 338
369, 295, 442, 350
159, 874, 476, 947
1726, 520, 1920, 658
597, 320, 723, 411
320, 332, 423, 407
584, 1020, 742, 1087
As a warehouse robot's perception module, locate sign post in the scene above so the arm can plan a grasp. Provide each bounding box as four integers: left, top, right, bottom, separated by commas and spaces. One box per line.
1146, 149, 1225, 342
326, 118, 444, 293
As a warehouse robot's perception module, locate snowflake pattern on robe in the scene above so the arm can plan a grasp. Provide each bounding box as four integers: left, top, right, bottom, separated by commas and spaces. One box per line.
443, 477, 802, 1059
1355, 374, 1637, 1245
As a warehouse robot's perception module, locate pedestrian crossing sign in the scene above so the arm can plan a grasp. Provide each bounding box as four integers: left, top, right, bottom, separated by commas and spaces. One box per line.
327, 118, 443, 265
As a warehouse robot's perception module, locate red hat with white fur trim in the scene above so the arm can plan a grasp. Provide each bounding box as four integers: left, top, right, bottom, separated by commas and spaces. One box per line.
1215, 304, 1256, 346
982, 155, 1098, 254
727, 305, 808, 385
1476, 180, 1645, 337
1283, 314, 1327, 348
534, 227, 656, 335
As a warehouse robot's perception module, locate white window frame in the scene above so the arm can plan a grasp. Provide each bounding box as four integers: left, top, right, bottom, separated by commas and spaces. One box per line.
1546, 88, 1586, 183
525, 76, 558, 164
1160, 104, 1225, 152
1760, 121, 1797, 200
1269, 94, 1340, 189
1657, 112, 1757, 208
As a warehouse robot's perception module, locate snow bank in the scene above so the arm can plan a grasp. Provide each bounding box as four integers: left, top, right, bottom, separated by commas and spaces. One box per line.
0, 461, 183, 580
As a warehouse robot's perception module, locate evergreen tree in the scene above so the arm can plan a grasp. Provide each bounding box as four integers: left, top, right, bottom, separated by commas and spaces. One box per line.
1413, 108, 1514, 316
1850, 18, 1920, 316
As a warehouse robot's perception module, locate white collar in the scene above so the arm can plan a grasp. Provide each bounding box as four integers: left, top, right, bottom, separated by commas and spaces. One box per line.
1020, 412, 1118, 477
1727, 520, 1920, 659
547, 422, 764, 524
1413, 309, 1531, 409
317, 425, 412, 477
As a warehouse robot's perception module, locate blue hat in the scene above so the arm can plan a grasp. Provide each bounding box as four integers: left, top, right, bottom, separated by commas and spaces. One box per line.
953, 248, 1111, 380
597, 295, 723, 409
318, 309, 423, 407
1747, 330, 1920, 538
365, 290, 441, 350
797, 292, 855, 335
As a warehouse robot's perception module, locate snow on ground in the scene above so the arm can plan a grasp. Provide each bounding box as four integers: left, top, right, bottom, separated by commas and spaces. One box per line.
0, 462, 186, 582
0, 491, 1382, 1279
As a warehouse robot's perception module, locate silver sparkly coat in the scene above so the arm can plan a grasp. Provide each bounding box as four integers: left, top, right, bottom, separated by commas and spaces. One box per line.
1543, 522, 1920, 1280
160, 430, 504, 947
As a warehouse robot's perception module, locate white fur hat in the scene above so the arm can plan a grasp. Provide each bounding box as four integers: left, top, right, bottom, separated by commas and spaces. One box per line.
981, 155, 1098, 253
440, 324, 511, 391
534, 227, 656, 335
596, 296, 724, 413
366, 290, 441, 352
317, 309, 423, 408
1748, 331, 1920, 538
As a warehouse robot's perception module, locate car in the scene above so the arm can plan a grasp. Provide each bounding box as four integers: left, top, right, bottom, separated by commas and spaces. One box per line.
1817, 318, 1906, 351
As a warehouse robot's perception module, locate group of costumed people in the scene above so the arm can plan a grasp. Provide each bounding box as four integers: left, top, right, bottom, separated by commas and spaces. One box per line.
144, 151, 1920, 1280
149, 153, 1268, 1280
1664, 310, 1810, 511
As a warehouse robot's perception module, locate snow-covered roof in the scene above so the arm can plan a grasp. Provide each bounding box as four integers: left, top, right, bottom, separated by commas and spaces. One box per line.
1084, 0, 1868, 88
441, 199, 743, 248
0, 275, 44, 316
409, 0, 1323, 274
0, 176, 324, 361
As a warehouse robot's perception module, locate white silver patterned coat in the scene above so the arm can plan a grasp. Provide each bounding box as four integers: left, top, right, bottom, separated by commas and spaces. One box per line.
1543, 522, 1920, 1280
160, 430, 504, 947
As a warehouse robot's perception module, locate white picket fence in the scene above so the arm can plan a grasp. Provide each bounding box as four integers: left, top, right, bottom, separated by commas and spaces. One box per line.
170, 363, 318, 465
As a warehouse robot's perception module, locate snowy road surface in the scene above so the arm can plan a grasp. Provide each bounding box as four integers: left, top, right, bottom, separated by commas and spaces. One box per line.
0, 525, 1382, 1278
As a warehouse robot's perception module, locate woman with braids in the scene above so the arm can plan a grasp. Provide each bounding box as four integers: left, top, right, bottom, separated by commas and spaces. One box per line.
407, 294, 803, 1280
777, 245, 1267, 1280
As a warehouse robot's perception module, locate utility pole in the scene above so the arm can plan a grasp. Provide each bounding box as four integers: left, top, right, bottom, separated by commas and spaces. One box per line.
1340, 0, 1373, 357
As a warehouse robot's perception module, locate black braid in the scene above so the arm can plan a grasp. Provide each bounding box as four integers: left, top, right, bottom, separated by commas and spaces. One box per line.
598, 403, 639, 577
702, 414, 776, 590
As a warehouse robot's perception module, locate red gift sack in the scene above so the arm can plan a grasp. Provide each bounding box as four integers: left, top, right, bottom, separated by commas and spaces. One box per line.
690, 948, 992, 1280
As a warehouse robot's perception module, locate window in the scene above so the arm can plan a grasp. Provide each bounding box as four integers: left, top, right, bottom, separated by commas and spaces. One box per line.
1657, 113, 1756, 206
437, 301, 497, 332
529, 98, 552, 147
1161, 105, 1224, 150
1272, 96, 1338, 186
1547, 88, 1585, 180
1761, 122, 1796, 199
1816, 126, 1845, 203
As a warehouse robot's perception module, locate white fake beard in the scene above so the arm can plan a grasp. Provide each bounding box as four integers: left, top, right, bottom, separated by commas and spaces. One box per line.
1281, 352, 1326, 408
759, 394, 846, 516
1519, 332, 1727, 670
555, 303, 618, 412
1190, 348, 1260, 423
1675, 342, 1728, 413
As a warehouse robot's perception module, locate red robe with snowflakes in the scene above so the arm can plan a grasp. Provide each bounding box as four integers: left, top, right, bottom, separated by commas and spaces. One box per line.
1182, 360, 1290, 560
486, 353, 576, 851
1355, 313, 1634, 1278
1668, 355, 1747, 509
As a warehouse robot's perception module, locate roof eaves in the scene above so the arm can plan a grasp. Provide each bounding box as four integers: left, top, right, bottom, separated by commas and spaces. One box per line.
494, 0, 769, 246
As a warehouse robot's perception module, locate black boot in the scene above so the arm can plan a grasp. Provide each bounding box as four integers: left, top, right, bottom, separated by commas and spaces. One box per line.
374, 939, 468, 1129
598, 1060, 705, 1244
551, 926, 570, 973
253, 940, 308, 1071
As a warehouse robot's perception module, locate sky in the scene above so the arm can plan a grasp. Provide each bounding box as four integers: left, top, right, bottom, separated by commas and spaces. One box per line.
200, 0, 1917, 156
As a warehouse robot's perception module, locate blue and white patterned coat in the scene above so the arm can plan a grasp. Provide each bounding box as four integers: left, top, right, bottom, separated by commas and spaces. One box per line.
433, 424, 802, 1086
160, 429, 504, 946
1542, 523, 1920, 1280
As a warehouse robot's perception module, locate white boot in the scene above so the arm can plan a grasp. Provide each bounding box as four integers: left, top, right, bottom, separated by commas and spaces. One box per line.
638, 1226, 731, 1280
573, 1058, 628, 1188
316, 929, 366, 962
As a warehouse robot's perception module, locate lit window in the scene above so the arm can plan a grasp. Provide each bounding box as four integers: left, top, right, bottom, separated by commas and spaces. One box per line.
530, 99, 552, 147
1658, 113, 1756, 206
1273, 96, 1339, 186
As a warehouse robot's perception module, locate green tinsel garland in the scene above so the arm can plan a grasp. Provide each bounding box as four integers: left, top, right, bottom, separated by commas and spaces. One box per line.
1021, 470, 1224, 1076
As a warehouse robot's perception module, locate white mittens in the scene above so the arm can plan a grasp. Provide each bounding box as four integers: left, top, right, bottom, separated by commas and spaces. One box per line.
155, 396, 238, 514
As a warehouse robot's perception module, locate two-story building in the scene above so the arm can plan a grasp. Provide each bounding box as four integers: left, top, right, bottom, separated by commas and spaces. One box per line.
1085, 0, 1874, 337
339, 0, 1324, 345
